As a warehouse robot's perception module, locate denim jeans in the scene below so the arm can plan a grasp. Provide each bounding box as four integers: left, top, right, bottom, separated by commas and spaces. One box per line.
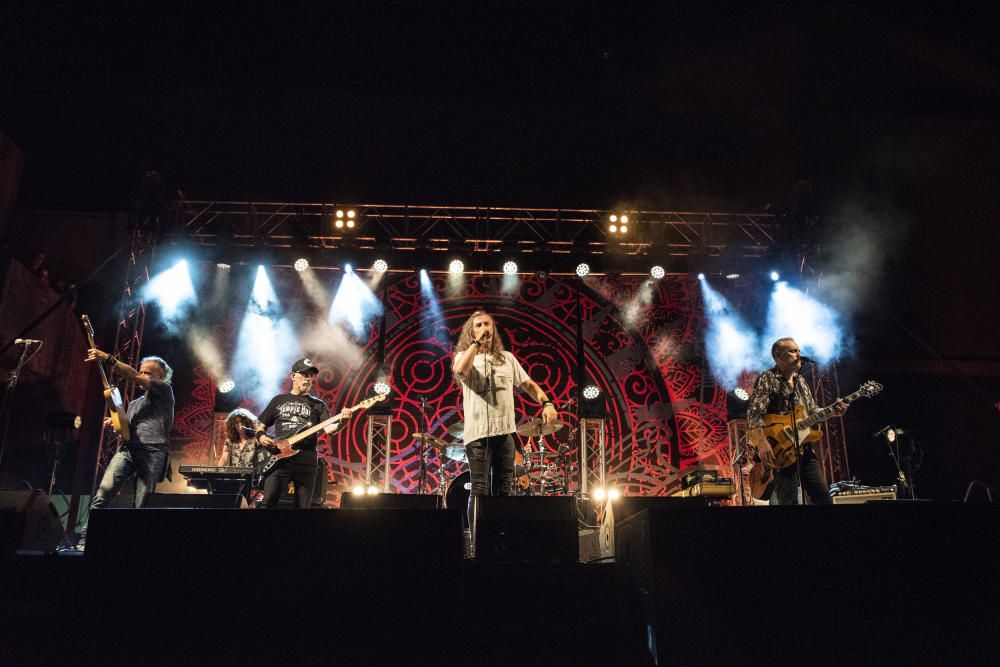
82, 445, 168, 542
774, 445, 831, 505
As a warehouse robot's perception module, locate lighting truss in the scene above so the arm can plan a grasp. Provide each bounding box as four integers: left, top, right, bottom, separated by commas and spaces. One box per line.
364, 413, 393, 492
579, 418, 607, 497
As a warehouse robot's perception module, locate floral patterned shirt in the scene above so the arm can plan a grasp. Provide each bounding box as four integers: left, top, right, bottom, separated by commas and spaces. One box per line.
746, 367, 819, 429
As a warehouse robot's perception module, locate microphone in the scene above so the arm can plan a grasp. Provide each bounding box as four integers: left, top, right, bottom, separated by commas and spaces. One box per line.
15, 338, 42, 345
799, 356, 816, 364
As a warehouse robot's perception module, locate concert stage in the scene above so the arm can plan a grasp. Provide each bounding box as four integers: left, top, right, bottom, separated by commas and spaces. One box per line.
1, 502, 997, 666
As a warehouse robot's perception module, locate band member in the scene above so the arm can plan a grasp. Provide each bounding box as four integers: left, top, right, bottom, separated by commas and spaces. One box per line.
255, 358, 350, 509
452, 311, 558, 541
746, 337, 847, 505
81, 350, 175, 546
216, 408, 261, 467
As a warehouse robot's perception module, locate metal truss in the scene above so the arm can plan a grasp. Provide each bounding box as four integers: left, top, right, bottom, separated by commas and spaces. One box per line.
174, 201, 780, 268
726, 419, 755, 506
90, 226, 155, 500
364, 414, 393, 492
808, 363, 851, 485
579, 418, 607, 496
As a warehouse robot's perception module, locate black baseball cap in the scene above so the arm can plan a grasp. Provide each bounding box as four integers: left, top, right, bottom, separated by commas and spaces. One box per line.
291, 358, 320, 375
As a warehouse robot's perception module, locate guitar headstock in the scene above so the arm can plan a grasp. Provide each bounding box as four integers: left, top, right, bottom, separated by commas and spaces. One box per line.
363, 393, 388, 408
859, 380, 883, 397
80, 314, 95, 337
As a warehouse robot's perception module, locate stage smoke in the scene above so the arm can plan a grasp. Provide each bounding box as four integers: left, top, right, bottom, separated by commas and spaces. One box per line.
699, 277, 758, 389
144, 259, 197, 332
329, 267, 382, 338
187, 325, 227, 384
233, 266, 298, 407
763, 281, 848, 365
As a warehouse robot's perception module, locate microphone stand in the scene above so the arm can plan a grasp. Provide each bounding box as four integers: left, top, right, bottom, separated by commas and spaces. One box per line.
0, 342, 35, 470
418, 395, 429, 495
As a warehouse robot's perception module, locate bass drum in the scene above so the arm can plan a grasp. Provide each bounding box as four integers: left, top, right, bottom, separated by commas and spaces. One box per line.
445, 471, 471, 527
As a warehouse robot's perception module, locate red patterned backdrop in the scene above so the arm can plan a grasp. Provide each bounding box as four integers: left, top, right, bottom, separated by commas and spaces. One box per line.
166, 270, 731, 497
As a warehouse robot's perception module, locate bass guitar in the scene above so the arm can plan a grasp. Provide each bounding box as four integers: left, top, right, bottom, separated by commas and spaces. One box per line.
80, 314, 131, 441
258, 393, 387, 477
748, 380, 883, 500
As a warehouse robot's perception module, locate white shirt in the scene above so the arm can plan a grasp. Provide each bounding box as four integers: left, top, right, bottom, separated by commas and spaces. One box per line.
456, 350, 529, 443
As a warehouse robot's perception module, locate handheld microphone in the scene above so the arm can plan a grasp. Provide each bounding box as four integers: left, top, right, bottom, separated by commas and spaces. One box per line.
799, 356, 816, 364
15, 338, 42, 345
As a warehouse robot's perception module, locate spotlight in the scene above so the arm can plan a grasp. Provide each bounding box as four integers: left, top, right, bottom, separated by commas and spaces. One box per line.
336, 210, 345, 219
335, 219, 344, 229
734, 387, 749, 401
534, 270, 548, 280
607, 487, 621, 501
449, 259, 465, 274
726, 273, 740, 280
770, 271, 780, 282
347, 210, 356, 219
373, 382, 391, 396
502, 261, 518, 275
353, 484, 365, 496
650, 265, 665, 279
294, 258, 309, 272
576, 263, 591, 277
886, 428, 897, 443
609, 224, 618, 233
697, 273, 706, 280
619, 225, 628, 234
620, 215, 629, 223
582, 384, 601, 400
609, 215, 618, 223
344, 263, 353, 273
372, 259, 388, 274
216, 262, 231, 270
592, 487, 607, 502
366, 485, 379, 495
346, 219, 355, 229
218, 379, 236, 394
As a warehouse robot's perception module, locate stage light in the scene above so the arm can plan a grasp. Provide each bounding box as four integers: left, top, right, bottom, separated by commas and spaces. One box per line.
582, 384, 601, 400
609, 224, 618, 233
650, 265, 665, 279
609, 215, 618, 223
576, 263, 590, 277
726, 273, 740, 280
216, 262, 231, 270
607, 487, 621, 501
534, 270, 548, 280
592, 487, 606, 502
366, 485, 379, 495
372, 259, 388, 274
353, 484, 365, 496
770, 271, 780, 282
619, 225, 628, 234
347, 210, 356, 219
336, 210, 345, 219
620, 215, 629, 223
698, 273, 706, 280
502, 261, 518, 275
373, 382, 391, 396
218, 379, 235, 394
294, 258, 309, 272
449, 259, 465, 274
335, 218, 345, 229
886, 428, 897, 443
734, 387, 749, 401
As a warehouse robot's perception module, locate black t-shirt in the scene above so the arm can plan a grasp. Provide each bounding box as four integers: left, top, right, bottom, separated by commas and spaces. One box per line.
257, 393, 331, 451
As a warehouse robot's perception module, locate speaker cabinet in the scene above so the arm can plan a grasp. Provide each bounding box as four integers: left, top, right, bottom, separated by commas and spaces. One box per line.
476, 495, 577, 562
0, 489, 64, 552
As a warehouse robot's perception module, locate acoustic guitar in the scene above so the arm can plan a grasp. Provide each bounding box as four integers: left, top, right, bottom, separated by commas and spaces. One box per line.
748, 380, 883, 500
258, 393, 387, 477
80, 314, 131, 441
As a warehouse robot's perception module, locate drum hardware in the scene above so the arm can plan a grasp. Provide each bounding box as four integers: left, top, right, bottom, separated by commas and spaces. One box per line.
447, 421, 465, 438
515, 417, 564, 437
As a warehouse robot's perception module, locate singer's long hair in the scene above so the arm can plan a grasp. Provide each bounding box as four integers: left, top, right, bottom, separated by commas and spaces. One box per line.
224, 408, 259, 443
455, 310, 506, 366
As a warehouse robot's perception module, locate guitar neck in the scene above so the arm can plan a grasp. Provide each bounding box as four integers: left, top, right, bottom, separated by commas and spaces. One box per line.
799, 388, 866, 429
284, 397, 380, 447
86, 332, 115, 392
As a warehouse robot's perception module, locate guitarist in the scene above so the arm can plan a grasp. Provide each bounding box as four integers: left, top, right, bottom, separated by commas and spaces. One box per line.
80, 350, 175, 546
746, 338, 847, 505
254, 358, 351, 509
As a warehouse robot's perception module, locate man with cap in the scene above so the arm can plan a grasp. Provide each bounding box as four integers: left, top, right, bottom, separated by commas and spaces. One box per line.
254, 358, 351, 508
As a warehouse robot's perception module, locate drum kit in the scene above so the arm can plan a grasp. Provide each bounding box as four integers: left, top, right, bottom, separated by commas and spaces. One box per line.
414, 417, 576, 513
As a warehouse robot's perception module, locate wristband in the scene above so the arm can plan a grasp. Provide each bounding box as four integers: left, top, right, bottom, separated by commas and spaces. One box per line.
542, 400, 554, 408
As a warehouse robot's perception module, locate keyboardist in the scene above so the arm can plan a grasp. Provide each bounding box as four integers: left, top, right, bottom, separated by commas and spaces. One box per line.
217, 408, 262, 468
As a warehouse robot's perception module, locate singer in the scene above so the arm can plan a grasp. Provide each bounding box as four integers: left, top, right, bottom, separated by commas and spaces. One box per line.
452, 311, 558, 545
746, 337, 847, 505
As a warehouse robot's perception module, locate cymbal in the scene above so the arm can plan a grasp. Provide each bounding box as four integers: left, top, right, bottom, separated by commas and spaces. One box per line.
412, 432, 448, 449
447, 422, 465, 438
515, 417, 564, 436
443, 444, 467, 462
523, 450, 560, 459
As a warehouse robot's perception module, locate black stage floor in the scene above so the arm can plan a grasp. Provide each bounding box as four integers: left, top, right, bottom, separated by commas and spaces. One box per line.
2, 503, 998, 666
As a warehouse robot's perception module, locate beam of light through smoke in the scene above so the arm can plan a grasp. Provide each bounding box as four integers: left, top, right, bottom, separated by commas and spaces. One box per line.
699, 276, 759, 390
329, 265, 383, 338
143, 259, 197, 328
763, 281, 848, 365
233, 266, 298, 407
418, 270, 443, 328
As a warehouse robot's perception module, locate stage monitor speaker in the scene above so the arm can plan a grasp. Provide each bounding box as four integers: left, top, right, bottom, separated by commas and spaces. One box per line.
145, 493, 247, 508
476, 495, 577, 563
0, 489, 65, 552
341, 492, 442, 510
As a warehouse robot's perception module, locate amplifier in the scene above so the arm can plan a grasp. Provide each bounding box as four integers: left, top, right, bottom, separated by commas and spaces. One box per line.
832, 485, 897, 504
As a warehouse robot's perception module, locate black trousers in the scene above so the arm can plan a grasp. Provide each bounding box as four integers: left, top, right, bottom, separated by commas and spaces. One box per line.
260, 451, 317, 508
466, 433, 515, 497
774, 445, 831, 505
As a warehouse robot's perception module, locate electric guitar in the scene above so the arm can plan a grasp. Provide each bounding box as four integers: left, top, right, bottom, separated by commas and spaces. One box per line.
80, 314, 131, 441
258, 394, 387, 477
748, 380, 883, 501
